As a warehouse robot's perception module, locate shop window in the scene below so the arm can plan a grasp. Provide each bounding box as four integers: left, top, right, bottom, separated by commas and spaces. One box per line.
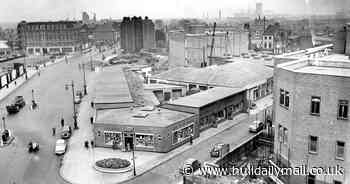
310, 96, 321, 115
104, 131, 122, 146
338, 100, 348, 120
135, 134, 154, 148
172, 124, 194, 145
280, 89, 289, 108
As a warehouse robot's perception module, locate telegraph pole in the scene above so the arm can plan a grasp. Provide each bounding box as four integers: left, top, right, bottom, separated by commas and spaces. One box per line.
66, 81, 78, 129
82, 63, 87, 95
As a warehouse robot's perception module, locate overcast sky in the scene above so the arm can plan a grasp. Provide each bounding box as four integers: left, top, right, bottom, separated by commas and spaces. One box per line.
0, 0, 348, 22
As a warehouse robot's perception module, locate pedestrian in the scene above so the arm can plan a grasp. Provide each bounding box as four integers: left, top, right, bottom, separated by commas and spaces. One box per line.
68, 126, 72, 134
91, 101, 94, 108
90, 116, 94, 124
90, 140, 94, 147
14, 81, 17, 85
61, 118, 64, 127
189, 135, 193, 145
52, 127, 56, 136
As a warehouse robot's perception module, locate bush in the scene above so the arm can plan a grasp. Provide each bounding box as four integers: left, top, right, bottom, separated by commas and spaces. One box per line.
96, 158, 131, 169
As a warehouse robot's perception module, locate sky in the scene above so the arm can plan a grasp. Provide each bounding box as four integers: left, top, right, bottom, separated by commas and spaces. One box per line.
0, 0, 348, 23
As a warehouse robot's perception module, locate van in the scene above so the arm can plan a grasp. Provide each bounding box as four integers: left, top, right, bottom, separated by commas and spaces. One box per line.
179, 158, 201, 175
210, 143, 230, 158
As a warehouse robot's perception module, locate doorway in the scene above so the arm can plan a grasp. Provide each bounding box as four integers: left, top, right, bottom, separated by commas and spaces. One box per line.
124, 136, 134, 151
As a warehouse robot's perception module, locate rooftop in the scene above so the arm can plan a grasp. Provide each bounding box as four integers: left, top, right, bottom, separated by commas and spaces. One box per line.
94, 65, 133, 104
277, 55, 350, 78
144, 83, 185, 90
153, 61, 273, 89
166, 87, 245, 108
95, 107, 195, 127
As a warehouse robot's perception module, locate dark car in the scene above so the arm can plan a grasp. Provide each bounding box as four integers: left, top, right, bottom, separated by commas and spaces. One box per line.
61, 126, 71, 139
179, 158, 201, 175
14, 96, 26, 108
6, 104, 20, 114
28, 141, 39, 153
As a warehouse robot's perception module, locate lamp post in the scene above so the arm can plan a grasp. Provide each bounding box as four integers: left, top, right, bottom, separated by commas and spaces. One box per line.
65, 80, 78, 129
81, 63, 87, 95
2, 117, 6, 130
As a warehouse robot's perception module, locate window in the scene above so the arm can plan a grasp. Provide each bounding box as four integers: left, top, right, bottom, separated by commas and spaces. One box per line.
283, 127, 288, 144
269, 36, 272, 40
104, 131, 121, 146
334, 180, 342, 184
338, 100, 348, 120
309, 136, 318, 153
268, 43, 272, 48
135, 134, 154, 148
307, 174, 316, 184
310, 96, 321, 115
173, 124, 194, 145
336, 141, 345, 160
279, 89, 289, 108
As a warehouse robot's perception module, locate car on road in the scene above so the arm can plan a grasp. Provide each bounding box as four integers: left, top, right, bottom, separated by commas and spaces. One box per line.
6, 96, 26, 114
249, 120, 264, 133
179, 158, 201, 175
210, 143, 230, 158
28, 141, 39, 153
55, 139, 67, 155
61, 126, 71, 139
14, 96, 26, 108
74, 91, 83, 104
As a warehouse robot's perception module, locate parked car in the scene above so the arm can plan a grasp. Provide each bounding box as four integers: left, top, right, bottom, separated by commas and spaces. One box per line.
210, 143, 230, 158
61, 126, 71, 139
28, 141, 39, 153
74, 91, 83, 104
6, 104, 20, 114
55, 139, 67, 155
249, 120, 264, 133
14, 96, 26, 108
179, 158, 201, 175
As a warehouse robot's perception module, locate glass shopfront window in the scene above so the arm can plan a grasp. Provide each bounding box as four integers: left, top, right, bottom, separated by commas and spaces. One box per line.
135, 134, 155, 148
104, 131, 122, 146
173, 124, 194, 145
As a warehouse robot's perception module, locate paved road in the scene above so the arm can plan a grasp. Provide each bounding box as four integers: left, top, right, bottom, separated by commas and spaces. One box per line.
0, 51, 102, 184
124, 116, 255, 184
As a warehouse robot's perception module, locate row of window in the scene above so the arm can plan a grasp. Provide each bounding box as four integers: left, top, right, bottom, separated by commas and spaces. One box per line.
308, 135, 345, 160
24, 32, 79, 41
279, 89, 349, 119
23, 24, 69, 31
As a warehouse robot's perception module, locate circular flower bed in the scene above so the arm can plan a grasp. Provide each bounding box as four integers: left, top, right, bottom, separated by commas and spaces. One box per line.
95, 158, 131, 169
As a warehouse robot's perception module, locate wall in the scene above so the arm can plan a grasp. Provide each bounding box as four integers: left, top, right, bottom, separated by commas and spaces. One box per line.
346, 24, 350, 55
274, 67, 350, 184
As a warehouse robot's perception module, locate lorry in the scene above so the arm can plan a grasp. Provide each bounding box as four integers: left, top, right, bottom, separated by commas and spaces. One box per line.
210, 143, 230, 158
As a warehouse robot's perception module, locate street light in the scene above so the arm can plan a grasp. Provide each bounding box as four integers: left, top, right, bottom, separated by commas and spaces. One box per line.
81, 63, 87, 95
65, 80, 78, 129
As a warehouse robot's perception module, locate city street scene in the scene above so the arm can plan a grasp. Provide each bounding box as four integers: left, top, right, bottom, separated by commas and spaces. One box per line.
0, 0, 349, 184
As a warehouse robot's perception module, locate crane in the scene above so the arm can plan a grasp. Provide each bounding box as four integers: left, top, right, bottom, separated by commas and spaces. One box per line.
208, 22, 217, 66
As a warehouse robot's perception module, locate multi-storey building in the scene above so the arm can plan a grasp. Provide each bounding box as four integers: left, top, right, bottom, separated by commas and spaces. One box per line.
17, 21, 83, 55
273, 44, 350, 184
120, 16, 155, 53
262, 23, 288, 54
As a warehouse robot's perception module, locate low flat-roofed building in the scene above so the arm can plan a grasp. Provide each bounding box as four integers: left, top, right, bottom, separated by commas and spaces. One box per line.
162, 87, 247, 131
151, 61, 274, 104
93, 66, 134, 109
94, 107, 198, 152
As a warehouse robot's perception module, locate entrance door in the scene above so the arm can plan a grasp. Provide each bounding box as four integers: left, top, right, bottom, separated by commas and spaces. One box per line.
124, 136, 134, 151
164, 92, 171, 101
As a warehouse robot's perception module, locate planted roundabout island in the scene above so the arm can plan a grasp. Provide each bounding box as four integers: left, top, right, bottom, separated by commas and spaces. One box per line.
94, 158, 132, 173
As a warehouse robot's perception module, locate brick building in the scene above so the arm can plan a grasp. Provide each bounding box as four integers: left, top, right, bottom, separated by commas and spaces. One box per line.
17, 21, 82, 55
273, 44, 350, 184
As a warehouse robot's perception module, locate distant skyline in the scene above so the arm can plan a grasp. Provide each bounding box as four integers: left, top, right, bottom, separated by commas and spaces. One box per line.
0, 0, 349, 23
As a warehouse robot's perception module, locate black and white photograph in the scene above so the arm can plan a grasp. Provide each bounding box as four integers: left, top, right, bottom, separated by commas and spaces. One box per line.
0, 0, 349, 183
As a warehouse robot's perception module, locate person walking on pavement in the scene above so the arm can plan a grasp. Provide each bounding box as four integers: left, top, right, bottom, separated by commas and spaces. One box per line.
189, 135, 193, 145
61, 118, 64, 127
52, 127, 56, 136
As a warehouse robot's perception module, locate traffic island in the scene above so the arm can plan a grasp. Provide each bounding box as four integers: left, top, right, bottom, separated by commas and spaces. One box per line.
94, 158, 132, 173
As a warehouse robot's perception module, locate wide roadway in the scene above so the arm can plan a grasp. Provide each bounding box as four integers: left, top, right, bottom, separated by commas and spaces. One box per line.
0, 51, 99, 184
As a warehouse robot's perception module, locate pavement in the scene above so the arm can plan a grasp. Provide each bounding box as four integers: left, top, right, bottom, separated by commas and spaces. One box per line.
0, 48, 110, 184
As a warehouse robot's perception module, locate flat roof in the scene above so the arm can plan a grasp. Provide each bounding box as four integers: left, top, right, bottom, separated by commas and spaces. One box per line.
277, 55, 350, 78
167, 87, 245, 108
95, 107, 195, 127
94, 65, 133, 104
153, 61, 273, 89
144, 83, 185, 90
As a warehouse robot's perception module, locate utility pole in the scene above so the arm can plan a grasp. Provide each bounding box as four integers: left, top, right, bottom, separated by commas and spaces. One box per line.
82, 63, 87, 95
2, 117, 6, 130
